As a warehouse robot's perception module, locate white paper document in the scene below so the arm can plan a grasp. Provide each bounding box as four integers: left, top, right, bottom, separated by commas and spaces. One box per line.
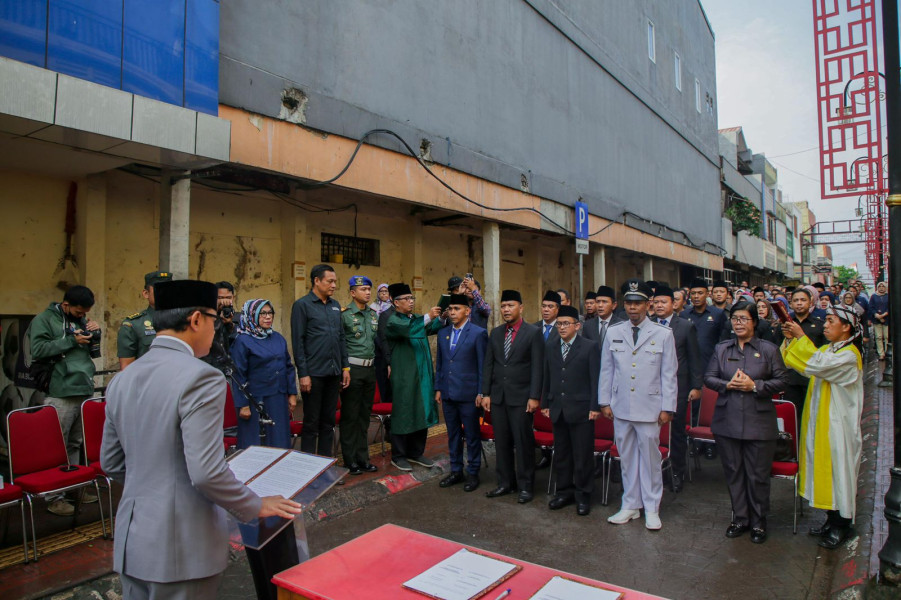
403, 548, 518, 600
227, 446, 288, 483
529, 576, 622, 600
246, 451, 335, 498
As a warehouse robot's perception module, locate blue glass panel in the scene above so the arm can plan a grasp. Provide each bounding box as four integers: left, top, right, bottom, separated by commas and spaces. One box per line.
185, 0, 218, 115
123, 0, 184, 106
48, 0, 123, 88
0, 0, 47, 67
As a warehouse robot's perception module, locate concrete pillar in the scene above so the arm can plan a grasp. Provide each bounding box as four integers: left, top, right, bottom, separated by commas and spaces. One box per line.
76, 174, 109, 366
482, 221, 500, 329
281, 202, 308, 334
593, 245, 607, 289
523, 242, 542, 322
643, 257, 654, 282
159, 170, 191, 278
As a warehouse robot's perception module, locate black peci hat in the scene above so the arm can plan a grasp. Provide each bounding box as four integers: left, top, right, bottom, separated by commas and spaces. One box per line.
688, 277, 708, 290
542, 290, 562, 305
388, 283, 412, 299
712, 280, 729, 291
654, 285, 674, 299
153, 280, 217, 311
448, 293, 470, 306
585, 291, 597, 300
501, 289, 522, 303
558, 305, 580, 320
596, 285, 616, 300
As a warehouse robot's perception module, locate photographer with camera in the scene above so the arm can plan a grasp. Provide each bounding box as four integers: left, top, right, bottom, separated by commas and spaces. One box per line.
30, 285, 100, 516
117, 271, 172, 370
201, 281, 240, 371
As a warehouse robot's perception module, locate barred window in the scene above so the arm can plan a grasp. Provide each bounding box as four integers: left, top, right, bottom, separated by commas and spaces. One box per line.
320, 233, 380, 266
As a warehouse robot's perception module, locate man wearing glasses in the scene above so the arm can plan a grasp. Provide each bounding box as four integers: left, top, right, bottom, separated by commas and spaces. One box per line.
384, 283, 443, 472
541, 305, 600, 516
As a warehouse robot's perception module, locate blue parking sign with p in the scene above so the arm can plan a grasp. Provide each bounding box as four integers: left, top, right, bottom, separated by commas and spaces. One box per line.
575, 201, 588, 239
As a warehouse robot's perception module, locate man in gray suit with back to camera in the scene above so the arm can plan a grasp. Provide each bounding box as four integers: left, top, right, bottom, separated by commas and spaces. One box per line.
601, 279, 678, 531
101, 280, 302, 600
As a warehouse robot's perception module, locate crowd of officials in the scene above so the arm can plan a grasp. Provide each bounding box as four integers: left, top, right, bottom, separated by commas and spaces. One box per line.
26, 265, 878, 596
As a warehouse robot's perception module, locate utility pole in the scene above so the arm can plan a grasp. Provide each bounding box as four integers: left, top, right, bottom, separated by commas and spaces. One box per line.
878, 0, 901, 585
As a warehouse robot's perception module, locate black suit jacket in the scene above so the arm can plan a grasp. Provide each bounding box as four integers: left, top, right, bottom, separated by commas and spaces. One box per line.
653, 314, 703, 400
533, 320, 560, 344
481, 321, 544, 406
582, 315, 622, 348
541, 335, 600, 424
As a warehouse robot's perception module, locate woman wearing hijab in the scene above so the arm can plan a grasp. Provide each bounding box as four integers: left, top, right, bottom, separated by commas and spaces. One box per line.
230, 299, 298, 449
781, 303, 864, 550
370, 284, 393, 314
818, 291, 836, 311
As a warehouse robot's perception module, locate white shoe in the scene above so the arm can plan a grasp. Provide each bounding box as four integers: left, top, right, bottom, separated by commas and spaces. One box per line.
607, 509, 641, 524
645, 511, 662, 530
47, 499, 75, 516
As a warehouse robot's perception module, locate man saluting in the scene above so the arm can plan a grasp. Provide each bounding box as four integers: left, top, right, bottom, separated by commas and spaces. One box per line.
102, 280, 301, 600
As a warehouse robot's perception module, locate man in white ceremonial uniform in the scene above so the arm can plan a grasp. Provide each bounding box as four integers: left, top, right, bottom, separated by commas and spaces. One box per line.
600, 280, 678, 530
102, 280, 301, 600
780, 303, 864, 550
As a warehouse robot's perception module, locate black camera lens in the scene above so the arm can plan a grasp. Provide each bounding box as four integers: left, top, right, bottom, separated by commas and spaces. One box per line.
220, 306, 234, 318
89, 329, 102, 359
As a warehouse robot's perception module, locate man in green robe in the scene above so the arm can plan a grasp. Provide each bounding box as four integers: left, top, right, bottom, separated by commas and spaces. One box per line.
385, 282, 443, 471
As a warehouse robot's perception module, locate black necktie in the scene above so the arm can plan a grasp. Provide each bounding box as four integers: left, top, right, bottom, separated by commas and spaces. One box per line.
632, 326, 640, 344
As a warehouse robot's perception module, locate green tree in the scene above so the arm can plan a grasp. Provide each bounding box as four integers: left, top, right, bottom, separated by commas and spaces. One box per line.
725, 198, 762, 237
833, 265, 860, 285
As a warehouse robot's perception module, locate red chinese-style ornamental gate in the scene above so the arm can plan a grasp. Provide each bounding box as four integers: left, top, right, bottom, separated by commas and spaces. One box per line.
813, 0, 888, 280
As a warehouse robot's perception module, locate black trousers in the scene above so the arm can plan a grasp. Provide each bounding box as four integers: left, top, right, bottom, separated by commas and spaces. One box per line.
339, 365, 376, 466
391, 427, 428, 460
492, 401, 535, 492
670, 396, 689, 478
300, 375, 341, 456
716, 434, 776, 529
782, 383, 809, 422
374, 352, 392, 403
552, 418, 594, 504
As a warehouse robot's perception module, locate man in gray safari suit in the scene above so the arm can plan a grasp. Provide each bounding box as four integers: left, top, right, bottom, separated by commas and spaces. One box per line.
101, 280, 301, 600
600, 279, 678, 531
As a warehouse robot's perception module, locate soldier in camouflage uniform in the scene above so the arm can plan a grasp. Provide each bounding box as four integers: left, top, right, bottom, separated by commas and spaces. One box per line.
117, 271, 172, 370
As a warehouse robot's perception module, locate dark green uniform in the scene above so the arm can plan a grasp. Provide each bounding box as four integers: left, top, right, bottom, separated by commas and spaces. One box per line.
117, 271, 172, 363
340, 302, 379, 467
117, 307, 158, 360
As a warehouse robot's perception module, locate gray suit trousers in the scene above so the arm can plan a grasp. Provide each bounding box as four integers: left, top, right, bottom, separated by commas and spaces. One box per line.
120, 572, 220, 600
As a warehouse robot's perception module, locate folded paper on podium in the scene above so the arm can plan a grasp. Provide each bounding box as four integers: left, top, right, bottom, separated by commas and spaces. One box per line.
225, 446, 343, 550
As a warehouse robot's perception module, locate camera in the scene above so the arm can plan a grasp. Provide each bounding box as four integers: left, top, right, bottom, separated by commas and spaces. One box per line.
220, 305, 235, 319
69, 327, 102, 359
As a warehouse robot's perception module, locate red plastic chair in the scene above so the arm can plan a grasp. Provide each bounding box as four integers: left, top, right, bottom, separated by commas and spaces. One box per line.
533, 411, 555, 494
478, 408, 495, 470
0, 483, 30, 563
687, 386, 718, 476
772, 400, 800, 534
592, 416, 615, 484
602, 422, 672, 506
7, 405, 106, 559
223, 387, 238, 453
81, 398, 113, 538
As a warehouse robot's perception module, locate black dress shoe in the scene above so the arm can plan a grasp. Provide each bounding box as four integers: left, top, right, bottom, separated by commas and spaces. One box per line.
818, 526, 850, 550
725, 522, 749, 538
672, 474, 684, 493
440, 472, 464, 488
548, 496, 575, 510
361, 463, 378, 473
463, 474, 480, 492
809, 520, 831, 537
485, 486, 515, 498
750, 528, 767, 544
536, 455, 551, 470
347, 463, 363, 476
577, 503, 590, 516
517, 491, 534, 504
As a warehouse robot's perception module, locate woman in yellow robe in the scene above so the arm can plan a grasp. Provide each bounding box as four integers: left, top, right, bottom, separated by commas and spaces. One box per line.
780, 303, 863, 550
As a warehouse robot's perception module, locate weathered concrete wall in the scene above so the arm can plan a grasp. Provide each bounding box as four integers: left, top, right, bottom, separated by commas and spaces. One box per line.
219, 0, 721, 251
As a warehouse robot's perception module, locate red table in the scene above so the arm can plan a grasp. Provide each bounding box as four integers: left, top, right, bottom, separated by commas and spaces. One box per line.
273, 524, 665, 600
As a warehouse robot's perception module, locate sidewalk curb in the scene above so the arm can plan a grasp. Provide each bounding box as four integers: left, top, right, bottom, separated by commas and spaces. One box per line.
828, 360, 884, 600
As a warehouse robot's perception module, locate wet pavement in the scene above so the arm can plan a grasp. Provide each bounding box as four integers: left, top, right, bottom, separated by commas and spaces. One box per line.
2, 356, 895, 600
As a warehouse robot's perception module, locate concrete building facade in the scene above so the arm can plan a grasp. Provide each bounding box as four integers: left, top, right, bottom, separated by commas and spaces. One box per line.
0, 0, 724, 389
